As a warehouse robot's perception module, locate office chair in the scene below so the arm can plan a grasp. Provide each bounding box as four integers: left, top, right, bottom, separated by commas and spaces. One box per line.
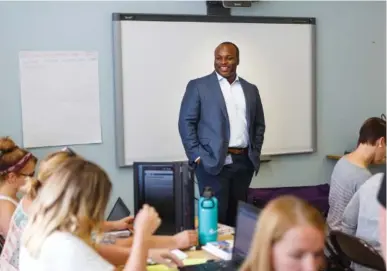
329, 230, 386, 271
325, 239, 352, 271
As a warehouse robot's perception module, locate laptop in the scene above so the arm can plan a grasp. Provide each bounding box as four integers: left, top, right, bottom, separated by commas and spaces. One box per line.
179, 201, 261, 271
107, 197, 131, 221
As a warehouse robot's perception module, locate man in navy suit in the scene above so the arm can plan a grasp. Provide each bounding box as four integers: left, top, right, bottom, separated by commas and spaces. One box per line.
178, 42, 266, 226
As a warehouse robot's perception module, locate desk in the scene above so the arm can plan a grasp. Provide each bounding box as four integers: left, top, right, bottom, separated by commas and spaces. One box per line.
187, 220, 233, 259
185, 233, 233, 259
144, 234, 234, 270
116, 234, 234, 271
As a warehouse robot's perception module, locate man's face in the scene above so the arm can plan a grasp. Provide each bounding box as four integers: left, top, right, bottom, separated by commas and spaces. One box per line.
214, 44, 239, 80
373, 137, 386, 163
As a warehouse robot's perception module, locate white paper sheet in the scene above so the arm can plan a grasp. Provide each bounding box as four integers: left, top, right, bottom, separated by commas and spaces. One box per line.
19, 51, 102, 148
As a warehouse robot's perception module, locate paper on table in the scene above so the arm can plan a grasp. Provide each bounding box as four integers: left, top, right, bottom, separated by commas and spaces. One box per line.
19, 51, 102, 148
146, 258, 208, 271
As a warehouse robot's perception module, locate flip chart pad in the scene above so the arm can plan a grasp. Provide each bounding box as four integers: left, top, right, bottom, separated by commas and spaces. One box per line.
19, 51, 102, 148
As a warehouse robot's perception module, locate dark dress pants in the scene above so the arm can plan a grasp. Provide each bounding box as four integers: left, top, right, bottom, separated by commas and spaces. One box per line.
195, 153, 254, 227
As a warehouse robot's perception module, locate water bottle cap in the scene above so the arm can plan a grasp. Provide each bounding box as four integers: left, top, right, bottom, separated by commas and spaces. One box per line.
203, 186, 214, 198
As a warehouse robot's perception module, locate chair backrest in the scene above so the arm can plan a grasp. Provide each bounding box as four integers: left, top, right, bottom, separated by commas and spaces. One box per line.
325, 239, 352, 270
329, 230, 386, 271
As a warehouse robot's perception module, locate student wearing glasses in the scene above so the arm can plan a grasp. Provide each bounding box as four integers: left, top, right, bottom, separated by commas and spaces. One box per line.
0, 137, 37, 240
0, 148, 77, 270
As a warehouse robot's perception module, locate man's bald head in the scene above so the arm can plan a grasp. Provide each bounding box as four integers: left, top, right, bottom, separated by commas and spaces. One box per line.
214, 42, 240, 83
215, 42, 240, 60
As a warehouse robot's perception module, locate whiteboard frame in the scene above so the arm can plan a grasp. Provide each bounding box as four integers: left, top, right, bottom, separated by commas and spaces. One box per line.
112, 13, 317, 167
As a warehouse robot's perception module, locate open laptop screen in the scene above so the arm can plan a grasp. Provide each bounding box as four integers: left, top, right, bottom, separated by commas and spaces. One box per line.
107, 197, 131, 221
232, 201, 261, 261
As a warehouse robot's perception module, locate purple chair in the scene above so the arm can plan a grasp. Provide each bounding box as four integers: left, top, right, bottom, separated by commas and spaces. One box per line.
247, 184, 330, 216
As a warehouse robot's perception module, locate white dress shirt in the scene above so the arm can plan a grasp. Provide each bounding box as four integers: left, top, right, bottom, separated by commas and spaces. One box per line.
216, 72, 249, 148
194, 73, 249, 163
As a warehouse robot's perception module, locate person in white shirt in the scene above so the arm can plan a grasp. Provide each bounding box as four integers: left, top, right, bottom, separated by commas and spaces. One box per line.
1, 148, 184, 270
178, 42, 266, 226
341, 173, 385, 252
19, 157, 167, 271
341, 172, 386, 271
377, 173, 386, 261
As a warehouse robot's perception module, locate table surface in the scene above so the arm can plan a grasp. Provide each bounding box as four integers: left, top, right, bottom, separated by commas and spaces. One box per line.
185, 233, 234, 259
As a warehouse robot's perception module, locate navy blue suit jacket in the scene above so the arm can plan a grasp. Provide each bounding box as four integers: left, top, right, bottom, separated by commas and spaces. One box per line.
178, 71, 265, 175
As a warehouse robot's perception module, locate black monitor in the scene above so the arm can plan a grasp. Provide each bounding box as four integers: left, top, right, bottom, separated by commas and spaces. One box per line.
133, 162, 195, 235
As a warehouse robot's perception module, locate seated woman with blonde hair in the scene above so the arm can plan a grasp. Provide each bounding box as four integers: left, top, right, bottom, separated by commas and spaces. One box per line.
19, 157, 160, 271
0, 148, 184, 270
240, 195, 327, 271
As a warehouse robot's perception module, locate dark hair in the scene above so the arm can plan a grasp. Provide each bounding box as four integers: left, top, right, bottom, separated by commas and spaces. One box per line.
218, 41, 240, 59
357, 117, 386, 146
0, 137, 37, 178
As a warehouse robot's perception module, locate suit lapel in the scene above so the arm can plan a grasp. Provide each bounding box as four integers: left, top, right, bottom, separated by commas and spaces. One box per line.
208, 72, 229, 121
240, 78, 252, 130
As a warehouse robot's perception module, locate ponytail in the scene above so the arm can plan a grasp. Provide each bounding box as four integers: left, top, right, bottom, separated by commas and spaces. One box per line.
21, 177, 43, 199
23, 149, 79, 198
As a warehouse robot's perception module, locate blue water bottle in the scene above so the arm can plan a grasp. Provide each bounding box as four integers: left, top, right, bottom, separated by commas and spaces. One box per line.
198, 186, 218, 245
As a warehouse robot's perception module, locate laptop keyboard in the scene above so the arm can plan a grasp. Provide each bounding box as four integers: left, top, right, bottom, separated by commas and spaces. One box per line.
179, 260, 237, 271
